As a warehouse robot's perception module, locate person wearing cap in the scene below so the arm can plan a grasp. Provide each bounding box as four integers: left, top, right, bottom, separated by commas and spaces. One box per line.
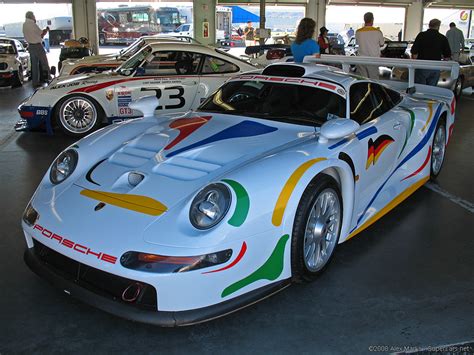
446, 22, 465, 62
22, 11, 50, 87
411, 19, 451, 86
318, 26, 330, 54
355, 12, 385, 79
291, 18, 320, 63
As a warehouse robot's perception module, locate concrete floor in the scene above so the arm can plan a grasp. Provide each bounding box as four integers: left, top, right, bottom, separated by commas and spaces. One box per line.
0, 80, 473, 353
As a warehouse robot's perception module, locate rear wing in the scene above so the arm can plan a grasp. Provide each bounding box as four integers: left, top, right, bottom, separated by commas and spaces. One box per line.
304, 55, 459, 93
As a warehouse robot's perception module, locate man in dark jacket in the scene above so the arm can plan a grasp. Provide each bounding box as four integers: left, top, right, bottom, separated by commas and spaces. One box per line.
411, 18, 451, 86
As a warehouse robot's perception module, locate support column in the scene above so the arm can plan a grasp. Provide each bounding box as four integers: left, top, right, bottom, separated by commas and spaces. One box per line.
72, 0, 98, 54
259, 0, 266, 45
306, 0, 326, 33
193, 0, 217, 46
404, 0, 423, 41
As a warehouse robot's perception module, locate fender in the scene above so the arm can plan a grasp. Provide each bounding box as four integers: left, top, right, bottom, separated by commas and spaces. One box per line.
279, 158, 355, 244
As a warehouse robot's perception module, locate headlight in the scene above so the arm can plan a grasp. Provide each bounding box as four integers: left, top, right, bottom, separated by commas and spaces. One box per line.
189, 183, 231, 229
49, 149, 78, 184
120, 249, 232, 273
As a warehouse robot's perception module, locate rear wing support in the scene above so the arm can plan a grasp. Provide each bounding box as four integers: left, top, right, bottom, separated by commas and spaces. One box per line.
304, 55, 460, 93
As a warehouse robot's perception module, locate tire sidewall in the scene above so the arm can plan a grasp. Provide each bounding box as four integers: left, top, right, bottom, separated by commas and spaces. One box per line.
56, 94, 102, 137
291, 174, 343, 282
430, 117, 447, 179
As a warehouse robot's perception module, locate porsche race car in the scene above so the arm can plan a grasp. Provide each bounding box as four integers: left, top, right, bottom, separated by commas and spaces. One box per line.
59, 36, 199, 76
18, 42, 256, 136
0, 38, 30, 87
22, 57, 458, 326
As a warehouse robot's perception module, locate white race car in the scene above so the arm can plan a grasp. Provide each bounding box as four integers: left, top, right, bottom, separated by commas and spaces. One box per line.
0, 38, 30, 87
59, 36, 199, 76
18, 42, 256, 136
22, 58, 457, 326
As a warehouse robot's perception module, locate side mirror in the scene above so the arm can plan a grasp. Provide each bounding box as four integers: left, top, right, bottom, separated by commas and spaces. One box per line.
318, 118, 360, 143
50, 66, 57, 76
129, 95, 158, 117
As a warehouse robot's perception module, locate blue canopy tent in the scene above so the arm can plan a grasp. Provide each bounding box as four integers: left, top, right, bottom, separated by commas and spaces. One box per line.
227, 6, 260, 24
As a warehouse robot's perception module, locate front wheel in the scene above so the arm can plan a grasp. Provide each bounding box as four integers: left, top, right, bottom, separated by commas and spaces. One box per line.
11, 67, 24, 87
430, 118, 446, 179
291, 175, 342, 282
56, 95, 102, 137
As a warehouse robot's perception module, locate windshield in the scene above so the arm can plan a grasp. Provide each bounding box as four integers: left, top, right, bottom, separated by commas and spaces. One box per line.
0, 44, 15, 54
199, 80, 346, 126
117, 46, 152, 75
119, 38, 144, 59
157, 12, 180, 25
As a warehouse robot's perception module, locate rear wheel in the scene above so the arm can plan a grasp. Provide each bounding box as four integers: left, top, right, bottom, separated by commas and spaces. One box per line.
291, 174, 342, 282
11, 66, 24, 87
56, 95, 102, 137
453, 77, 463, 101
430, 118, 446, 179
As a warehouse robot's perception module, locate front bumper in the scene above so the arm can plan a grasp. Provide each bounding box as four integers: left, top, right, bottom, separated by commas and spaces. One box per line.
17, 104, 53, 133
25, 239, 290, 326
0, 71, 14, 86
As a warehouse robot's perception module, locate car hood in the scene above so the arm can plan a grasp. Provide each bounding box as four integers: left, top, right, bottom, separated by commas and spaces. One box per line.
48, 71, 123, 89
72, 113, 312, 231
68, 53, 119, 64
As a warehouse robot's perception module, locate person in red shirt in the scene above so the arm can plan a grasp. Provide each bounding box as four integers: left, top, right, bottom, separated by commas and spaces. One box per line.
318, 26, 330, 54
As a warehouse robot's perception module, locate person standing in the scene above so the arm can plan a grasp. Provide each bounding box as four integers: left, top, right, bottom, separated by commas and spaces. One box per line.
43, 26, 50, 53
411, 19, 451, 86
291, 17, 320, 63
355, 12, 384, 79
22, 11, 50, 88
244, 21, 255, 47
446, 22, 465, 62
318, 26, 330, 54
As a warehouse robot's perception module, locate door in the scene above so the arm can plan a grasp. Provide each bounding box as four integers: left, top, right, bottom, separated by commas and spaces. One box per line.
115, 50, 203, 118
345, 82, 408, 228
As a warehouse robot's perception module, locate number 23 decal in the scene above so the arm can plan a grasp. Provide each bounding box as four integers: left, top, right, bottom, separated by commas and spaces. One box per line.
140, 86, 185, 110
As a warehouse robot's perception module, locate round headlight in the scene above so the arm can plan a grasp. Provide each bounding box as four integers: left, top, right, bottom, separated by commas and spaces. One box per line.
49, 149, 78, 184
190, 183, 231, 230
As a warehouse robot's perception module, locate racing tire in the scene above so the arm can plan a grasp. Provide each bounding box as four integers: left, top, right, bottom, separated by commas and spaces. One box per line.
55, 95, 103, 137
291, 174, 342, 283
453, 77, 463, 101
430, 117, 446, 180
11, 66, 24, 88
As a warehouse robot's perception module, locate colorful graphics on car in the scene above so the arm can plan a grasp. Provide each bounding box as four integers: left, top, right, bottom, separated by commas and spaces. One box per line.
221, 234, 289, 298
351, 104, 443, 235
203, 241, 247, 274
222, 179, 250, 227
80, 189, 167, 216
421, 102, 435, 132
328, 126, 378, 150
272, 158, 327, 227
366, 135, 395, 169
164, 116, 212, 150
166, 121, 278, 158
402, 147, 431, 181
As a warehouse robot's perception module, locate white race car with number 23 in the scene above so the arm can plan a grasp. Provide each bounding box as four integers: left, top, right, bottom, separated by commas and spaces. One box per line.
18, 42, 255, 136
22, 57, 457, 326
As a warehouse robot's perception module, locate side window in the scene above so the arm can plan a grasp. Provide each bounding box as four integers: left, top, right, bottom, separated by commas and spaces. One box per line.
202, 56, 239, 74
183, 25, 190, 31
370, 84, 396, 117
136, 51, 202, 76
350, 82, 376, 124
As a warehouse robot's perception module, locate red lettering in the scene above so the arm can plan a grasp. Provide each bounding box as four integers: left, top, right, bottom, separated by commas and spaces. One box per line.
33, 224, 43, 232
42, 229, 52, 238
318, 82, 337, 90
300, 79, 319, 86
269, 77, 284, 81
284, 78, 301, 83
73, 244, 88, 254
51, 234, 63, 243
86, 249, 102, 259
61, 239, 74, 248
253, 75, 268, 81
101, 254, 117, 264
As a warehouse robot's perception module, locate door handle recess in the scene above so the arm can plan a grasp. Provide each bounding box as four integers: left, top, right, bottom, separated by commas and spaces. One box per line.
393, 122, 401, 130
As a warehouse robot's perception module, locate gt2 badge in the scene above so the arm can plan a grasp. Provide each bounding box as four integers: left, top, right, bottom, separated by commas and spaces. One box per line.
366, 135, 394, 169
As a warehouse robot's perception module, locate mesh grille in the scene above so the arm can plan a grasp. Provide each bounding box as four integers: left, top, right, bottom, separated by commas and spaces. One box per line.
32, 239, 157, 310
